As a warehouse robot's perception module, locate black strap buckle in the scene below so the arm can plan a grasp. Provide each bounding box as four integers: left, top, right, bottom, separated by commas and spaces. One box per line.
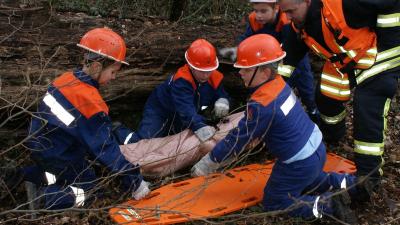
329, 53, 347, 64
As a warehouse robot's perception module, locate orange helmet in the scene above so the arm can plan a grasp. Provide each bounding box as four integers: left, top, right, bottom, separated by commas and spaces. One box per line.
77, 27, 129, 65
185, 39, 219, 71
234, 34, 286, 68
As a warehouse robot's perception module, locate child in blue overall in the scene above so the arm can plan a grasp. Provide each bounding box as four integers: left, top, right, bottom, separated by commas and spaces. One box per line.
1, 28, 150, 209
193, 34, 371, 224
128, 39, 230, 143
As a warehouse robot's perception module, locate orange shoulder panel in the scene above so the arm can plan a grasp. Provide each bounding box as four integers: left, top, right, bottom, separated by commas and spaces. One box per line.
248, 12, 264, 32
208, 70, 223, 90
53, 72, 109, 119
173, 64, 197, 90
275, 10, 290, 33
250, 75, 286, 107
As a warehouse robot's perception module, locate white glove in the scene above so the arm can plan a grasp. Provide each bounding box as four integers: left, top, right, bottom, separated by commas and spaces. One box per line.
191, 153, 220, 177
218, 47, 237, 62
194, 126, 216, 142
132, 180, 150, 200
214, 98, 230, 118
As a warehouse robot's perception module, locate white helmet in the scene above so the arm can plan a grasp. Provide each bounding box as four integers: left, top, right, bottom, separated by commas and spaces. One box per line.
249, 0, 277, 2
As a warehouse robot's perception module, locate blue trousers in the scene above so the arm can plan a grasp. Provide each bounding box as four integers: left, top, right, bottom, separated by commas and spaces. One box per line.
22, 160, 98, 209
286, 53, 317, 112
263, 143, 356, 219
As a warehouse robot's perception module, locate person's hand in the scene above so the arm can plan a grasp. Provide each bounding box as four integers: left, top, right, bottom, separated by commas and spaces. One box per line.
194, 126, 216, 142
111, 122, 137, 144
191, 153, 220, 177
214, 98, 229, 118
132, 180, 150, 200
218, 47, 237, 63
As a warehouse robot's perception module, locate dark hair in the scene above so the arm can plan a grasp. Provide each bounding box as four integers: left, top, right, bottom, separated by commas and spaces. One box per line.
84, 52, 117, 68
259, 61, 280, 79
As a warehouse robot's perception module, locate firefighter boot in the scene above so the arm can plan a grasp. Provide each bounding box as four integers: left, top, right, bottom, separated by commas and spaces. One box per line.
331, 191, 358, 224
351, 176, 375, 204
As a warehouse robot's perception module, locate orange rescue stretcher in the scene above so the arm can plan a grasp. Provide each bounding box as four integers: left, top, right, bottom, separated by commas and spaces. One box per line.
109, 153, 356, 225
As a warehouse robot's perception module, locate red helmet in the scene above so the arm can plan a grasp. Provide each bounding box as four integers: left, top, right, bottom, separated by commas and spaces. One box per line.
234, 34, 286, 68
77, 27, 129, 65
185, 39, 219, 71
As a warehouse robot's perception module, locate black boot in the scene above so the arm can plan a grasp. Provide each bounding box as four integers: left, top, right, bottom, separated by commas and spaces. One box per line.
331, 191, 358, 224
352, 176, 377, 204
0, 167, 24, 199
320, 120, 346, 144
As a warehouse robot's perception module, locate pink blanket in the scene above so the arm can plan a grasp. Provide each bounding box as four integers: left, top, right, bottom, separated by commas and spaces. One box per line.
120, 112, 244, 177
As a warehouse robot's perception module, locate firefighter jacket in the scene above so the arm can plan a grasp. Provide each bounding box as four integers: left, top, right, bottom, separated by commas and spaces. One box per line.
238, 10, 290, 44
283, 0, 400, 101
210, 75, 322, 164
27, 70, 143, 191
151, 64, 229, 131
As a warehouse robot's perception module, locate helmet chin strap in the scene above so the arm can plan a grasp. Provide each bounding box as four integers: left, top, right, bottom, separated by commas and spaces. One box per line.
247, 66, 259, 87
188, 67, 198, 83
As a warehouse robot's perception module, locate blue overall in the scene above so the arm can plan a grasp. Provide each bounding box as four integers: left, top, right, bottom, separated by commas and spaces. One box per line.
238, 11, 317, 113
24, 70, 143, 209
130, 64, 229, 142
209, 76, 357, 219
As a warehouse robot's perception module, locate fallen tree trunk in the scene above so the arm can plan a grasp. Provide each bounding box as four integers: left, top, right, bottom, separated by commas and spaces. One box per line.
0, 2, 244, 117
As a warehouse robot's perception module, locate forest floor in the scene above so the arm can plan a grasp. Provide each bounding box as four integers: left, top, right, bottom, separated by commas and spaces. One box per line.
0, 3, 399, 225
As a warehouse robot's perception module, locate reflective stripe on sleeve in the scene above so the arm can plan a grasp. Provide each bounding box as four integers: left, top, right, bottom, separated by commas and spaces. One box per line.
340, 178, 347, 189
356, 56, 400, 84
376, 46, 400, 63
43, 92, 75, 126
278, 64, 295, 78
280, 92, 296, 116
124, 132, 134, 145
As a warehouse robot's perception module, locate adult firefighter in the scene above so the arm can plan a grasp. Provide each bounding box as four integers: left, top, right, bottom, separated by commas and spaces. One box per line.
191, 34, 369, 223
1, 28, 150, 209
278, 0, 400, 188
